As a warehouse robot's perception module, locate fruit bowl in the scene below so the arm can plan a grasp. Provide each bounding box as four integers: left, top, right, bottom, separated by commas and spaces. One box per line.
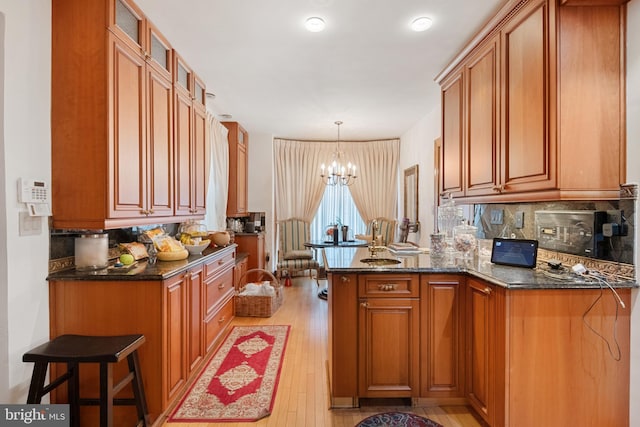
184, 240, 211, 255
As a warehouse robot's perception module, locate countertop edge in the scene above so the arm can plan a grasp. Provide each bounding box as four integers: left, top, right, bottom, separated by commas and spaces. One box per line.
47, 244, 238, 281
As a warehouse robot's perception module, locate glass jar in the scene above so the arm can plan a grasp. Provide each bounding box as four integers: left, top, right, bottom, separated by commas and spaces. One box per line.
453, 223, 478, 259
437, 194, 462, 252
75, 233, 109, 271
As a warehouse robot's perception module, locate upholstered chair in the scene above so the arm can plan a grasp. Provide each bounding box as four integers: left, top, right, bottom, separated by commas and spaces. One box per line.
276, 218, 320, 279
365, 217, 397, 245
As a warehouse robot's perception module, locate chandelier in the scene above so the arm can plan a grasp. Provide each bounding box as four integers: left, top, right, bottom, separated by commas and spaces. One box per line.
320, 121, 357, 186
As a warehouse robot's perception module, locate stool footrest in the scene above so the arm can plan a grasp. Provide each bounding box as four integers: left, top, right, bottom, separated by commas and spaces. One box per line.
41, 370, 74, 397
79, 398, 137, 406
112, 371, 135, 396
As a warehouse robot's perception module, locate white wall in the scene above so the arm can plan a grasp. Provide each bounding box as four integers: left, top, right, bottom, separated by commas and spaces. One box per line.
398, 105, 441, 248
246, 131, 275, 270
626, 0, 639, 424
0, 0, 52, 403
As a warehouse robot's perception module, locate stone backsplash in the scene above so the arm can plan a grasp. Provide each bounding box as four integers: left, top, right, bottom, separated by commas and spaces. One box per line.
49, 223, 180, 273
471, 185, 637, 266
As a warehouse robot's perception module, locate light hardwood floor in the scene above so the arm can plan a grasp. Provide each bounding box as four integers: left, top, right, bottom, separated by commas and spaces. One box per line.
161, 276, 482, 427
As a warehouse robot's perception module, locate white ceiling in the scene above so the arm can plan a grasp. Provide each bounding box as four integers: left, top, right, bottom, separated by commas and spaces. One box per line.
136, 0, 507, 140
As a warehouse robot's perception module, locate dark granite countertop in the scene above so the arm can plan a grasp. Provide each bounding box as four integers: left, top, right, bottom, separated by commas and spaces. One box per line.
47, 244, 237, 282
322, 247, 637, 289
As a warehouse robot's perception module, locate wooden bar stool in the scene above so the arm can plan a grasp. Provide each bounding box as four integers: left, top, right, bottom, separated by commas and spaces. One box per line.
23, 334, 150, 427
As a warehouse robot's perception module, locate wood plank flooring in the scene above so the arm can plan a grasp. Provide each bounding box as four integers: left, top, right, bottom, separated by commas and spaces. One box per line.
161, 276, 482, 427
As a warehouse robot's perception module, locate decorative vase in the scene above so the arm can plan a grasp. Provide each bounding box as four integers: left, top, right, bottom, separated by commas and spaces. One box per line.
341, 225, 349, 242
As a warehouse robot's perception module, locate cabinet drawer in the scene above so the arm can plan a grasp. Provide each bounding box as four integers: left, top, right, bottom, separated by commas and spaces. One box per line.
204, 268, 234, 315
204, 295, 234, 353
358, 274, 419, 298
204, 251, 235, 280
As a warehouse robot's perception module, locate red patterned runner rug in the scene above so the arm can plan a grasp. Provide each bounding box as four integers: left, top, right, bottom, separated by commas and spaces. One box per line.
168, 325, 290, 423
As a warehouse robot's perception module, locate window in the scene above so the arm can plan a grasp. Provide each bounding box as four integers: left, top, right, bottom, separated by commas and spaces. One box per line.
311, 185, 366, 241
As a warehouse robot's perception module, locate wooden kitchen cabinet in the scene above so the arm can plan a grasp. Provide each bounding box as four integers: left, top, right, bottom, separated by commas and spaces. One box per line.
202, 250, 236, 353
420, 274, 466, 399
466, 276, 630, 427
223, 122, 249, 217
327, 272, 359, 407
466, 277, 505, 427
234, 255, 249, 289
51, 0, 206, 229
186, 265, 204, 375
465, 35, 500, 198
174, 53, 208, 217
500, 0, 552, 195
234, 233, 266, 270
436, 0, 627, 202
440, 71, 465, 198
164, 272, 189, 402
48, 246, 236, 425
357, 274, 420, 398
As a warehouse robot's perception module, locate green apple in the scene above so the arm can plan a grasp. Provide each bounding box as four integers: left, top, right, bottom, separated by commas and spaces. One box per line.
120, 253, 135, 265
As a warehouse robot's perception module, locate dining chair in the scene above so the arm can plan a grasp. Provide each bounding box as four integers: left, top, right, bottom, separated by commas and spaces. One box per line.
276, 218, 320, 279
366, 217, 397, 245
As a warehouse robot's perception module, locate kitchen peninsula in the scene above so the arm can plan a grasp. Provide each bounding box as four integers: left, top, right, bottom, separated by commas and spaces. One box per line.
324, 247, 634, 427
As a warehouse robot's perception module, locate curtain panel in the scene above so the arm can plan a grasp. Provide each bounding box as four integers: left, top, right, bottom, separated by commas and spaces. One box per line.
273, 138, 399, 224
343, 139, 399, 223
204, 113, 230, 231
273, 139, 332, 222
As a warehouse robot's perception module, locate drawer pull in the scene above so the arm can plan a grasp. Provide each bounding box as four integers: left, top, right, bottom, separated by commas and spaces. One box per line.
360, 301, 369, 308
218, 283, 226, 290
218, 260, 224, 265
218, 316, 225, 323
378, 284, 397, 291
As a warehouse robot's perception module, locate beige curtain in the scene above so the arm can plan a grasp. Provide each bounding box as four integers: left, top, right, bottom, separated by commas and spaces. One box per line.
274, 138, 399, 225
343, 139, 399, 223
274, 139, 334, 222
204, 113, 229, 231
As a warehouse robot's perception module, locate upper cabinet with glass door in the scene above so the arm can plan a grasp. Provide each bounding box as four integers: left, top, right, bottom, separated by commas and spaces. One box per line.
109, 0, 172, 79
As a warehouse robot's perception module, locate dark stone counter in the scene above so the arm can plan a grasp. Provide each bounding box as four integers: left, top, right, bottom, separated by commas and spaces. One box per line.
47, 244, 237, 281
322, 246, 637, 289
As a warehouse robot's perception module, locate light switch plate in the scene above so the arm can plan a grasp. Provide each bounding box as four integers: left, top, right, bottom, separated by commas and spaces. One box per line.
490, 209, 504, 225
515, 211, 524, 229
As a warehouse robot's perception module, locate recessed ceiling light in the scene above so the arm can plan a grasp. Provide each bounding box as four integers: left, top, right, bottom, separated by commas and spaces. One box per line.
411, 17, 433, 32
305, 17, 326, 32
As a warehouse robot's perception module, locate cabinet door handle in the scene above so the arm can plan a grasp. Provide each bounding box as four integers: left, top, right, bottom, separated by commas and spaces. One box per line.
378, 283, 397, 291
482, 286, 492, 295
218, 260, 224, 265
218, 283, 225, 290
218, 316, 225, 323
340, 276, 350, 283
360, 301, 369, 308
492, 185, 503, 193
139, 209, 147, 215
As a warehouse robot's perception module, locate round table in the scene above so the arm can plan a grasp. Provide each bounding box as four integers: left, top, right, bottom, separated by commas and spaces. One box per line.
304, 240, 367, 299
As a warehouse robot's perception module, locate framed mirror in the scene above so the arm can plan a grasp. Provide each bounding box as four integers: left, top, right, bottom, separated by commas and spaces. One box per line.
404, 165, 419, 232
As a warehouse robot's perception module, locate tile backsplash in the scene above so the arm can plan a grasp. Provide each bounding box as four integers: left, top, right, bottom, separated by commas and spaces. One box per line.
49, 223, 180, 273
472, 197, 635, 265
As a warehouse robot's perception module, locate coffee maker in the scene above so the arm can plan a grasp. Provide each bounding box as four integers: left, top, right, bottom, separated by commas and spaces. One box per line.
249, 212, 265, 232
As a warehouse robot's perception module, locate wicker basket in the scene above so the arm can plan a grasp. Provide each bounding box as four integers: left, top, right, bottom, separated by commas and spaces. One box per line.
235, 269, 283, 317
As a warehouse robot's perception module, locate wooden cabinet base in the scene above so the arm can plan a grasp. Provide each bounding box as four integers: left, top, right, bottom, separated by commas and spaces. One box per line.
48, 260, 235, 424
